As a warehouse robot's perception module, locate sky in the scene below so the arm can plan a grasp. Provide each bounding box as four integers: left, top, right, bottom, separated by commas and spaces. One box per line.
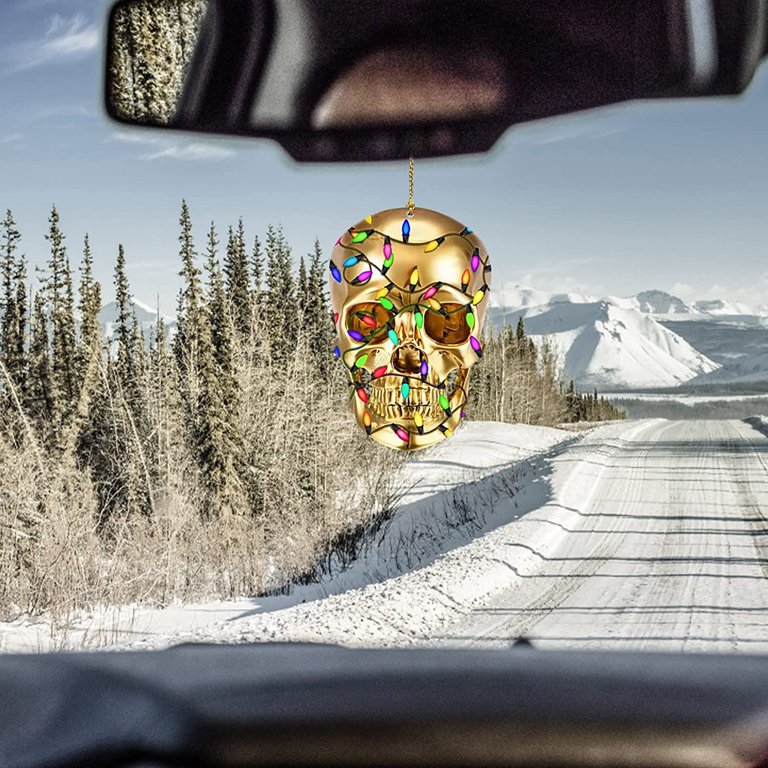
2, 0, 768, 314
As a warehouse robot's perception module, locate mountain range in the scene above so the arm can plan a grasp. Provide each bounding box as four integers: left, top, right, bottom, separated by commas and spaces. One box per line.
490, 287, 768, 389
98, 298, 176, 344
98, 287, 768, 390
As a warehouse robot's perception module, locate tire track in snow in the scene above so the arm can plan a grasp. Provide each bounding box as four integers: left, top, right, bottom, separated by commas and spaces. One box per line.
440, 420, 768, 652
434, 420, 671, 647
114, 420, 768, 652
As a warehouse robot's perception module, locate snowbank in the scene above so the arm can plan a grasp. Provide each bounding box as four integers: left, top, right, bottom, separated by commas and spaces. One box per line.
1, 421, 572, 653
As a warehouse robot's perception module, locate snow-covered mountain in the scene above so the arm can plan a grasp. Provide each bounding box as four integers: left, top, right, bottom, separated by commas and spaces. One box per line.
695, 350, 768, 382
632, 291, 768, 323
634, 290, 693, 316
491, 286, 719, 389
490, 284, 593, 311
692, 298, 765, 317
626, 291, 768, 383
98, 298, 176, 343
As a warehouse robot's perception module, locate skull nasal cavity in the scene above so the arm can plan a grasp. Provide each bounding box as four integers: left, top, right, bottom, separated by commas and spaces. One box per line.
392, 344, 422, 374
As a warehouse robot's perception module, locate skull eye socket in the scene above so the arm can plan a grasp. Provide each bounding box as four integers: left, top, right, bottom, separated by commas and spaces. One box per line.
346, 302, 393, 343
423, 303, 471, 345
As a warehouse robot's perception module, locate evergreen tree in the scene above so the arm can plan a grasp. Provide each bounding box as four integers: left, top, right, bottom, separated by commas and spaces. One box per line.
516, 316, 525, 344
205, 222, 234, 380
306, 238, 333, 375
251, 234, 264, 307
26, 292, 54, 429
11, 253, 28, 397
42, 206, 78, 431
114, 244, 136, 388
297, 255, 308, 321
174, 200, 209, 486
78, 236, 102, 359
0, 210, 25, 392
564, 379, 578, 423
58, 234, 105, 457
84, 244, 154, 524
1, 211, 20, 361
264, 225, 295, 365
174, 200, 204, 386
224, 219, 251, 336
175, 203, 241, 516
146, 301, 185, 488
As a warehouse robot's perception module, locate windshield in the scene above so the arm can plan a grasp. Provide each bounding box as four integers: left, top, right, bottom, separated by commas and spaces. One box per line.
2, 0, 768, 657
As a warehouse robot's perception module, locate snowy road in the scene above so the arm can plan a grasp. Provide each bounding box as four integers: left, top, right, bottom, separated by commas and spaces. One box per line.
6, 418, 768, 653
165, 418, 768, 653
439, 419, 768, 651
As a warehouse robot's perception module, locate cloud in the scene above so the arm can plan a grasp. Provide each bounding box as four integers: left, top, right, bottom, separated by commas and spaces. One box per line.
517, 272, 603, 297
142, 143, 235, 161
512, 108, 627, 147
34, 103, 93, 120
489, 273, 605, 307
8, 13, 99, 71
111, 131, 159, 146
0, 133, 24, 144
110, 130, 235, 162
515, 256, 603, 275
670, 277, 768, 311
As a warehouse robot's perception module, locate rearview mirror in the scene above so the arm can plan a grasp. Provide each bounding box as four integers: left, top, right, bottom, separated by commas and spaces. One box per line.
105, 0, 768, 162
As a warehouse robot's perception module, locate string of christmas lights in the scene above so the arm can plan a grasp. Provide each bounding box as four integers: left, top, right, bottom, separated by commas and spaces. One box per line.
331, 221, 488, 443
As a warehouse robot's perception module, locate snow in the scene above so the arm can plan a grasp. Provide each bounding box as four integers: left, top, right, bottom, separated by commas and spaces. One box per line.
7, 418, 768, 654
692, 298, 767, 317
98, 299, 176, 345
490, 284, 594, 310
124, 418, 768, 653
694, 350, 768, 383
0, 421, 572, 653
603, 392, 768, 405
491, 284, 768, 386
438, 418, 768, 652
634, 290, 693, 316
493, 298, 718, 389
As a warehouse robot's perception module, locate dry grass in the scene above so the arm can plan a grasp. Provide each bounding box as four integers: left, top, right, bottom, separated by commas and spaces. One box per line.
0, 400, 403, 630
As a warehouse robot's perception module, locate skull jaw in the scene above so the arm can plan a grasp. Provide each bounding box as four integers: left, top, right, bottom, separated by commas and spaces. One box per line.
350, 368, 469, 451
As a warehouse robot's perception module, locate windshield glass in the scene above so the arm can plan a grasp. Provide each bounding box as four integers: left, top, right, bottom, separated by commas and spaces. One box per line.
2, 0, 768, 656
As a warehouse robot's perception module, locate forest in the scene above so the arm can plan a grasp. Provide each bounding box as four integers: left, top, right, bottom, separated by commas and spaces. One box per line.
0, 204, 622, 626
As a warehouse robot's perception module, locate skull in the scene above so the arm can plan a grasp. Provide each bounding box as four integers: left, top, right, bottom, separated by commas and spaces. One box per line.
329, 207, 491, 451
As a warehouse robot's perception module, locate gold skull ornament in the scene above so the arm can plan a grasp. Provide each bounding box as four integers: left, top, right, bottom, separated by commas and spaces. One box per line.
329, 207, 492, 451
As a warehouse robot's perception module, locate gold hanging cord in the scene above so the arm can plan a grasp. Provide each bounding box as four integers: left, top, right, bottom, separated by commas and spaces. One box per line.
406, 156, 415, 216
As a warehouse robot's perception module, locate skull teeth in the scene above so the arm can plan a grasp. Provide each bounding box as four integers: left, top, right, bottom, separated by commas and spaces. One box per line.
379, 403, 442, 419
368, 382, 444, 419
363, 368, 466, 422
